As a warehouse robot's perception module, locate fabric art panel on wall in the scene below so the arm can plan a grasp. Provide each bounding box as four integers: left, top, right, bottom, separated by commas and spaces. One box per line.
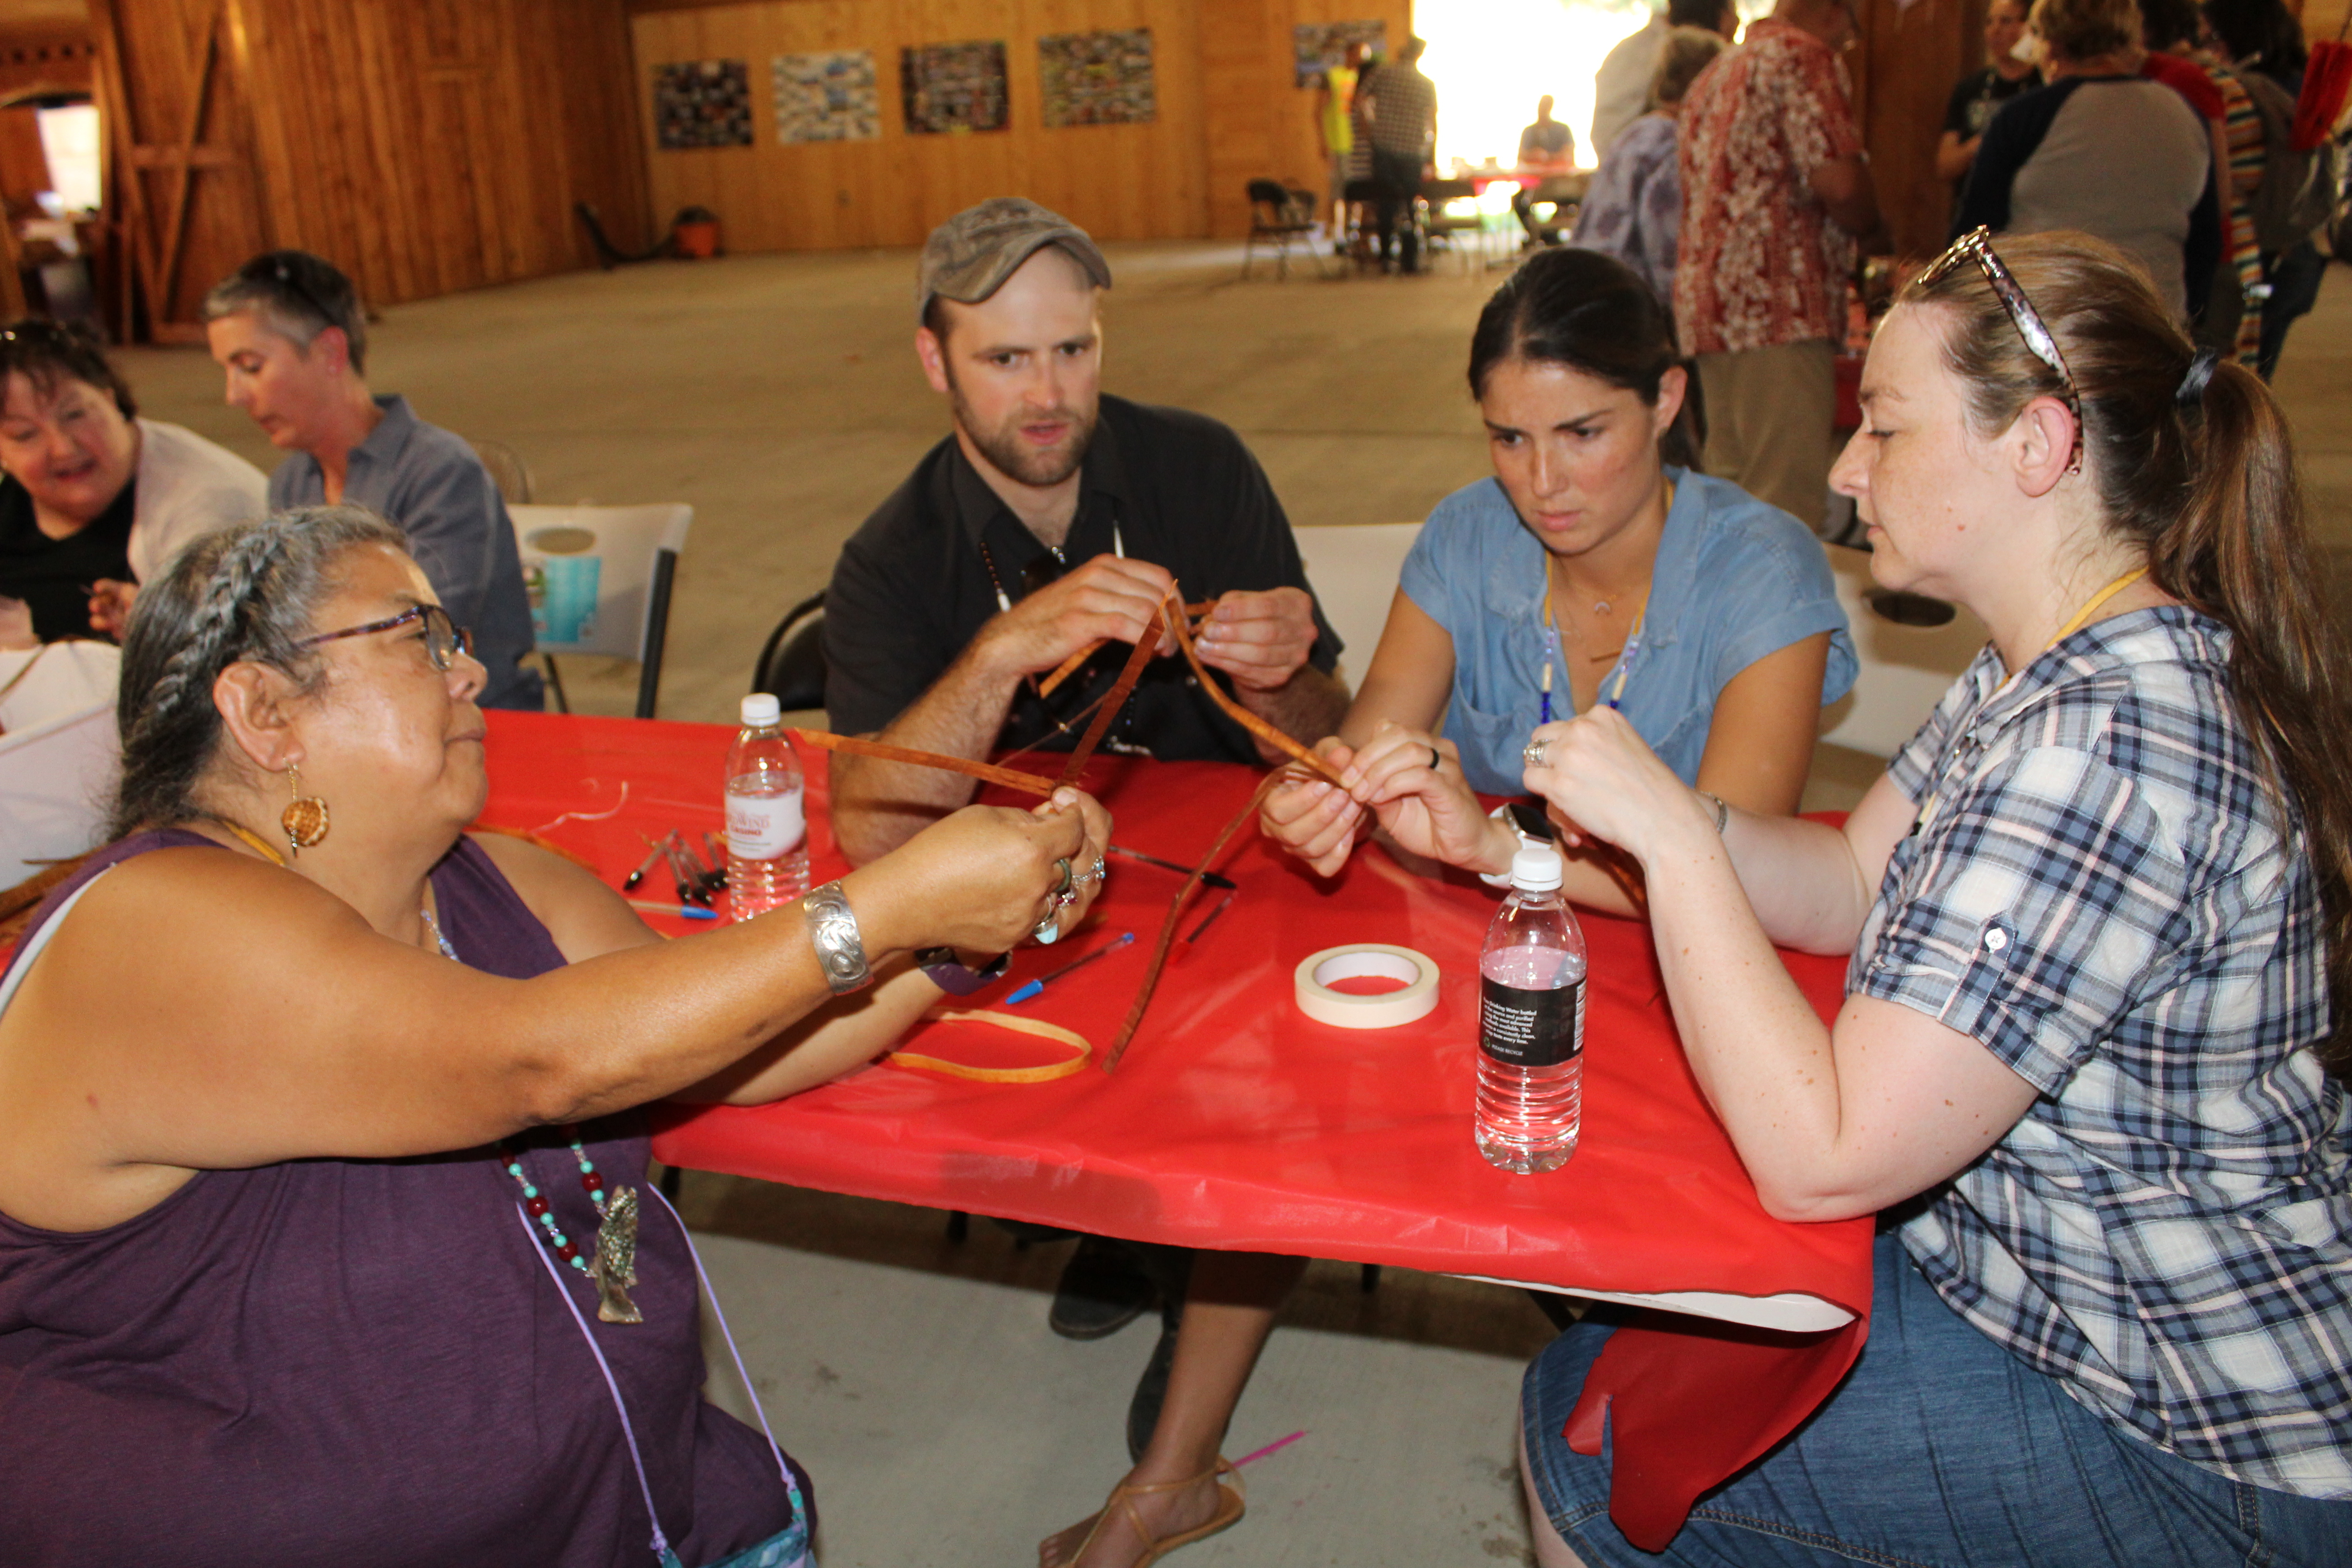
1039, 29, 1156, 127
1291, 20, 1388, 88
654, 59, 754, 149
772, 49, 881, 142
900, 40, 1010, 134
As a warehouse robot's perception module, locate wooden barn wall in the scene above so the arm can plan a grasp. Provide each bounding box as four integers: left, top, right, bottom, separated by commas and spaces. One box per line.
0, 24, 94, 213
1850, 0, 1987, 262
628, 0, 1409, 252
90, 0, 649, 337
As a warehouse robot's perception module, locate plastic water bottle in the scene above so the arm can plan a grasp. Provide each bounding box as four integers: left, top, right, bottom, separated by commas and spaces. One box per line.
1475, 844, 1587, 1173
724, 693, 808, 921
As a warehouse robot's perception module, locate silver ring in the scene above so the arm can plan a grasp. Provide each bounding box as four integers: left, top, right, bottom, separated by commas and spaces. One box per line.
1051, 857, 1075, 896
1522, 738, 1549, 769
1074, 856, 1107, 886
1033, 913, 1062, 945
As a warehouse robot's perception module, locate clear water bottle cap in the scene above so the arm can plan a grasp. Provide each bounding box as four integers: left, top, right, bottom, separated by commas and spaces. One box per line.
740, 693, 782, 726
1510, 844, 1564, 891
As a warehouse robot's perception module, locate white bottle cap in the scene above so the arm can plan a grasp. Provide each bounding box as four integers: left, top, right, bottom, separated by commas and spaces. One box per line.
1511, 844, 1564, 891
741, 693, 782, 726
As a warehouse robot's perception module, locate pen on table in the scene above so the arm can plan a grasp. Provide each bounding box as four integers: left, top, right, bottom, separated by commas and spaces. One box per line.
1006, 931, 1136, 1004
663, 838, 711, 906
628, 899, 718, 921
620, 835, 671, 894
1182, 892, 1235, 946
674, 835, 724, 901
1107, 844, 1237, 892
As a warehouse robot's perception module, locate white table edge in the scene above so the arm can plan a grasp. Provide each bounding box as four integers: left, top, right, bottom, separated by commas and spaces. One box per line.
1452, 1274, 1857, 1333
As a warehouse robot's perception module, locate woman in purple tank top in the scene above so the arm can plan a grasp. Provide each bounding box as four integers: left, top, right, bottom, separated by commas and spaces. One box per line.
0, 507, 1111, 1567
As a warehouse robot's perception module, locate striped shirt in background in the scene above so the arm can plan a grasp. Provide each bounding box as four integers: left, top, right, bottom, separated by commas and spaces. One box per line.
1854, 607, 2352, 1499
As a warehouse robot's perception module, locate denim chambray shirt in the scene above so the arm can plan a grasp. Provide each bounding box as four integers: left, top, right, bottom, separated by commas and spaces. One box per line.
1399, 467, 1856, 795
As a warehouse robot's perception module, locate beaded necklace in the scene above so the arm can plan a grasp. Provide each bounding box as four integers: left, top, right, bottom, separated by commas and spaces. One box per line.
423, 903, 646, 1325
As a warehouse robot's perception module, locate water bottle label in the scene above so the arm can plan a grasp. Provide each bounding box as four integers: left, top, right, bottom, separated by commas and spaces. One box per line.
726, 788, 805, 860
1479, 977, 1585, 1068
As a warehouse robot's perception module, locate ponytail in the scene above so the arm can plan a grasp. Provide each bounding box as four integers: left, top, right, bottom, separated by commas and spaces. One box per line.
1906, 232, 2352, 1078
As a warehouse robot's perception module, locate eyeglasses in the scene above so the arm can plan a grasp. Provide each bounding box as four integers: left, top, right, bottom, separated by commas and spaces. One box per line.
1916, 226, 2084, 474
299, 603, 473, 671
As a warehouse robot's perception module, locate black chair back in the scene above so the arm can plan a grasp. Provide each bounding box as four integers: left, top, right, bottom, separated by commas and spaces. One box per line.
753, 590, 828, 712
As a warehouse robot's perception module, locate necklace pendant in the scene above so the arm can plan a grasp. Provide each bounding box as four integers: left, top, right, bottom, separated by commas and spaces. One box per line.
1592, 599, 1611, 615
589, 1185, 645, 1325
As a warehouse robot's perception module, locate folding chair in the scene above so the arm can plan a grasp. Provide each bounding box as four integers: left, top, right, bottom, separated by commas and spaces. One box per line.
507, 503, 693, 720
1241, 179, 1329, 280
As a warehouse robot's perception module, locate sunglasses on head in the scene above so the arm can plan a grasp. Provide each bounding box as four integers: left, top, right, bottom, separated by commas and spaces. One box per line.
1916, 226, 2084, 474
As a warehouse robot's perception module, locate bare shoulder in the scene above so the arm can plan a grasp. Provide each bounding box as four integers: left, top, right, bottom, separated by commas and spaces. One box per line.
467, 831, 659, 962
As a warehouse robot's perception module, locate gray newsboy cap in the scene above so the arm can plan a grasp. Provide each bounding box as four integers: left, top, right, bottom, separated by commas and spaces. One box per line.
915, 198, 1113, 322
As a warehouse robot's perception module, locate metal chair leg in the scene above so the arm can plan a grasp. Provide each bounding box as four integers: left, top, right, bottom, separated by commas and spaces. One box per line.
542, 653, 569, 713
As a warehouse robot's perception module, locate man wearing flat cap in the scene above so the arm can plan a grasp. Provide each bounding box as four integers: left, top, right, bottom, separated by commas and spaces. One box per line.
823, 197, 1350, 867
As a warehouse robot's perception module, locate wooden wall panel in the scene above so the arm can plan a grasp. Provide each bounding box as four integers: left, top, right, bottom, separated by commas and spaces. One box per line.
633, 0, 1407, 250
1851, 0, 1984, 260
632, 0, 1210, 251
92, 0, 650, 338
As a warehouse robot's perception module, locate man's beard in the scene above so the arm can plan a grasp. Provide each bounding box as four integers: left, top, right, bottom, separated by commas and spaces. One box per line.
947, 371, 1098, 488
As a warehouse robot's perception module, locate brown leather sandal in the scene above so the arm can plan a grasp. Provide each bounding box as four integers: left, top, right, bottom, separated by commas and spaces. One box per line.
1040, 1457, 1246, 1568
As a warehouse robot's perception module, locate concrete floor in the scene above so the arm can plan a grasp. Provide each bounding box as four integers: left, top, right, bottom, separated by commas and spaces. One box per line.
113, 243, 2352, 1567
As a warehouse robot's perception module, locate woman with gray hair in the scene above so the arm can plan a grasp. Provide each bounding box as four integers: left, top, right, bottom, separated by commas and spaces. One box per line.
1567, 26, 1729, 305
0, 506, 1109, 1566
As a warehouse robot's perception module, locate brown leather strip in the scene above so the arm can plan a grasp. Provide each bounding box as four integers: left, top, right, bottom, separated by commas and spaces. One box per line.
787, 730, 1061, 797
1102, 769, 1290, 1073
1055, 600, 1167, 789
1035, 601, 1218, 700
1161, 593, 1348, 786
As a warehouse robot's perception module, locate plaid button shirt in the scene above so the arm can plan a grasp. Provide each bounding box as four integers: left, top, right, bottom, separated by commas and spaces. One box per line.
1852, 607, 2352, 1499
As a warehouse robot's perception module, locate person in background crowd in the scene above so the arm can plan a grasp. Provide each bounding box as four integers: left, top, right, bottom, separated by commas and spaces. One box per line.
0, 504, 1110, 1566
1592, 0, 1741, 158
1517, 224, 2352, 1568
1568, 28, 1730, 305
0, 318, 263, 645
1362, 35, 1439, 274
1511, 95, 1585, 248
822, 200, 1348, 1456
2142, 0, 2264, 363
1957, 0, 2221, 322
1936, 0, 2043, 194
201, 251, 544, 711
1316, 41, 1369, 240
1676, 0, 1879, 534
2202, 0, 2323, 377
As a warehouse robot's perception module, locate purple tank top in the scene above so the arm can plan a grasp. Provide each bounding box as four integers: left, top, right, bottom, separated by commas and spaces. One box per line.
0, 832, 801, 1566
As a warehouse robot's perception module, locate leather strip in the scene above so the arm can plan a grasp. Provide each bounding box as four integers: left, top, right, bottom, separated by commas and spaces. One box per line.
787, 730, 1060, 797
1036, 600, 1218, 699
1161, 592, 1348, 786
1056, 600, 1167, 789
885, 1008, 1092, 1082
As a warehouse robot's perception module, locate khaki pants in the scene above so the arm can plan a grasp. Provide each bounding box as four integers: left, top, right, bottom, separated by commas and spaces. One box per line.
1696, 338, 1838, 534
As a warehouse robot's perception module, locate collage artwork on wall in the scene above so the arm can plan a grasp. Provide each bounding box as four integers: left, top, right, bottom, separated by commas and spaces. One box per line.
1290, 20, 1388, 87
654, 59, 754, 148
1039, 29, 1156, 127
773, 49, 881, 142
900, 40, 1011, 133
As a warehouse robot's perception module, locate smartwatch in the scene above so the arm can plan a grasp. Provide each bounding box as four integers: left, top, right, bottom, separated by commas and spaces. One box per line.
916, 947, 1012, 995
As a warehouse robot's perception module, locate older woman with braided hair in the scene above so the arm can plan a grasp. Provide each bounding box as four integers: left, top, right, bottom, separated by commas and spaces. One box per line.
1514, 230, 2352, 1565
0, 506, 1111, 1567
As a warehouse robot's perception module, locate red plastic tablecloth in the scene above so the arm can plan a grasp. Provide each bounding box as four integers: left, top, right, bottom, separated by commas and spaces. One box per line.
477, 711, 1873, 1546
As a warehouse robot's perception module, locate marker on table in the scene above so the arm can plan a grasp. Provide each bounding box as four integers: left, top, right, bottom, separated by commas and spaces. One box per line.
1108, 844, 1237, 892
620, 835, 672, 894
629, 899, 718, 921
1006, 931, 1135, 1004
1182, 892, 1235, 945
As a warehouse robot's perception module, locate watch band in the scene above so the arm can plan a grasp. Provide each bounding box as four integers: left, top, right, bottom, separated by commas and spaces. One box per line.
803, 881, 872, 994
915, 947, 1011, 996
1479, 801, 1543, 888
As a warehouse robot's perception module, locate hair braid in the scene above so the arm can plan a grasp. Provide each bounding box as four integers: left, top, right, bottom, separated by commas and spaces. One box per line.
109, 506, 409, 840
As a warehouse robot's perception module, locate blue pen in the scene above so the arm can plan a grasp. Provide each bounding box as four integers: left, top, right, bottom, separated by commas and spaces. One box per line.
629, 899, 719, 921
1007, 931, 1135, 1004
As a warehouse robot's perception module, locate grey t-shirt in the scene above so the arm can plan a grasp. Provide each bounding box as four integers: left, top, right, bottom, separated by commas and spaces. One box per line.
269, 395, 543, 711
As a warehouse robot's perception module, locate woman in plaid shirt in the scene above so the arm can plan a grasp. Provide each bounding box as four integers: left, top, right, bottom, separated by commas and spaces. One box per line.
1514, 229, 2352, 1565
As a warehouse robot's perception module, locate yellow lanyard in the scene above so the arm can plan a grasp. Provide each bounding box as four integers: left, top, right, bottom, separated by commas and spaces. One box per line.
1913, 564, 2149, 838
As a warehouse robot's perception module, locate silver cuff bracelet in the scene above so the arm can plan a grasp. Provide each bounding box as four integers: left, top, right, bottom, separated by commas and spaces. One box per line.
803, 881, 872, 994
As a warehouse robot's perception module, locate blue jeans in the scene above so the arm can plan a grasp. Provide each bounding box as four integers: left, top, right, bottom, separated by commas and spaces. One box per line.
1521, 1233, 2352, 1567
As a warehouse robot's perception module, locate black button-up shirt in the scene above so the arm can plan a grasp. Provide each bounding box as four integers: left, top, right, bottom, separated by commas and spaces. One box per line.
823, 395, 1339, 763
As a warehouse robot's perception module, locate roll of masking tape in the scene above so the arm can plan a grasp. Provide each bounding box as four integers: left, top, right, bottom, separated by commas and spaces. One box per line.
1293, 943, 1440, 1029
